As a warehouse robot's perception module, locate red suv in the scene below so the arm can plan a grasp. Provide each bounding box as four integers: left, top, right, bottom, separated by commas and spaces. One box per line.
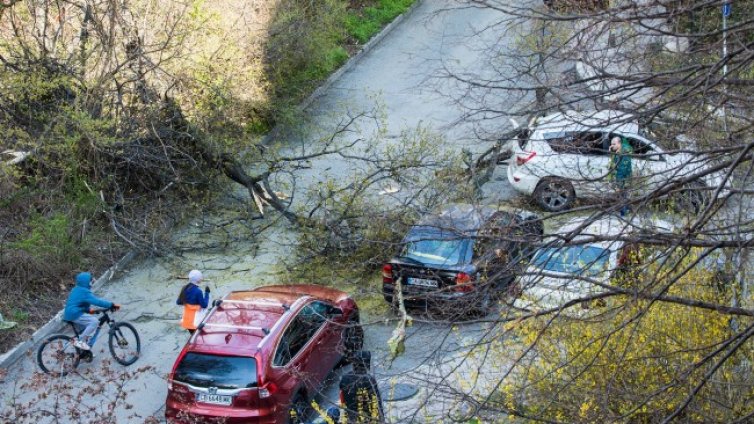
165, 284, 363, 424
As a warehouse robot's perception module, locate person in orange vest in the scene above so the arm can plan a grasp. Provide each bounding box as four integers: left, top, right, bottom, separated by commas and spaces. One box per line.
176, 269, 210, 334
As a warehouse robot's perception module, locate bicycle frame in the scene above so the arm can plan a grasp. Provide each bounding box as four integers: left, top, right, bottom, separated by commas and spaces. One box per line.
69, 311, 114, 348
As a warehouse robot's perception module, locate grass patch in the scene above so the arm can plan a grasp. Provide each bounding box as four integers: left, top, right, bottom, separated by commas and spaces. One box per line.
346, 0, 416, 44
252, 0, 416, 129
11, 310, 30, 323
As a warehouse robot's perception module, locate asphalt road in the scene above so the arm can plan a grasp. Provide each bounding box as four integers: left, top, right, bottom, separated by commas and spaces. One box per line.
0, 2, 523, 423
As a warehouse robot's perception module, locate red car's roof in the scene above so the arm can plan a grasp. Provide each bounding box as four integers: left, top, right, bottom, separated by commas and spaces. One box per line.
248, 284, 350, 303
188, 331, 265, 355
185, 284, 350, 354
187, 306, 280, 353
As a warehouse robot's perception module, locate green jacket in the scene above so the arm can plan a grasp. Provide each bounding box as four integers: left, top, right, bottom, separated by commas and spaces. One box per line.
609, 138, 633, 183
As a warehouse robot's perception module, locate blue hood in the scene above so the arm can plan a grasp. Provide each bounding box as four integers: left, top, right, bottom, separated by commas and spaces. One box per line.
64, 272, 112, 321
76, 272, 92, 289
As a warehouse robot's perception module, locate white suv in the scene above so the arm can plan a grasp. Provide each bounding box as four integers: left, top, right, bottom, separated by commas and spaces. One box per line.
507, 110, 723, 212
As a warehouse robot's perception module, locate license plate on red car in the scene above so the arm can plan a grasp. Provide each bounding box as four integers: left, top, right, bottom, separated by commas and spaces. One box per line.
407, 277, 438, 287
196, 393, 232, 405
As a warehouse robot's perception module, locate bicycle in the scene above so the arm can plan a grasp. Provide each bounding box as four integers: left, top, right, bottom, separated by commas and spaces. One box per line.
36, 306, 141, 376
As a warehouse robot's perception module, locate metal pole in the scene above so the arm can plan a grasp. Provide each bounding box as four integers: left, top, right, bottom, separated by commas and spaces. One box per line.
723, 3, 728, 78
722, 2, 730, 133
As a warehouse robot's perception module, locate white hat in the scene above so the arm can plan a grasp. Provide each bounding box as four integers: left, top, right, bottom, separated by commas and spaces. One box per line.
188, 269, 203, 284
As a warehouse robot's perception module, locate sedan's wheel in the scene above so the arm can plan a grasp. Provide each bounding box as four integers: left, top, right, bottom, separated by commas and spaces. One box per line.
468, 290, 493, 319
534, 178, 575, 212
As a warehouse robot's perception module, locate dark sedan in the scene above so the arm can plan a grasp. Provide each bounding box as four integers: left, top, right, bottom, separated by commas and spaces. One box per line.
382, 204, 542, 318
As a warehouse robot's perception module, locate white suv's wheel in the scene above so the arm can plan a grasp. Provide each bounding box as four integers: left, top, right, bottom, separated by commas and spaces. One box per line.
534, 178, 575, 212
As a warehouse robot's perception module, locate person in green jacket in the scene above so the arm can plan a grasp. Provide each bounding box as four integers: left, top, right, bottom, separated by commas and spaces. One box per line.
609, 136, 632, 216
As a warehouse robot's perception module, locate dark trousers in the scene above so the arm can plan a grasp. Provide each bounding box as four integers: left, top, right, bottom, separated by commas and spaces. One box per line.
615, 180, 630, 216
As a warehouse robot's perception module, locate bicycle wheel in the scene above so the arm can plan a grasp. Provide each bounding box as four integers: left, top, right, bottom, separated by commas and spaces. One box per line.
108, 322, 141, 365
37, 334, 80, 376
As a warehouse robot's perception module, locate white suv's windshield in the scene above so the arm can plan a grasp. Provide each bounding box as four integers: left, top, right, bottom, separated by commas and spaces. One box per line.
531, 245, 610, 277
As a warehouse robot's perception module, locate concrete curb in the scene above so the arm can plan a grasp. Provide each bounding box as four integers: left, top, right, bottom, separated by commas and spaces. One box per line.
261, 0, 424, 146
0, 250, 138, 370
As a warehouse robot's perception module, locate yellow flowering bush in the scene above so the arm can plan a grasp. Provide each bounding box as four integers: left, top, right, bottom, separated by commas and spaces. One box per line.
505, 248, 754, 422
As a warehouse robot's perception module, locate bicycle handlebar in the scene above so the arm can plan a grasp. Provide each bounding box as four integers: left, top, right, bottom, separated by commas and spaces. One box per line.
89, 305, 120, 314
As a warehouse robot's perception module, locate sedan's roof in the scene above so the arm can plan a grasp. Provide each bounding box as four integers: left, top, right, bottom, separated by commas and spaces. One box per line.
416, 204, 506, 233
559, 215, 629, 240
550, 215, 675, 246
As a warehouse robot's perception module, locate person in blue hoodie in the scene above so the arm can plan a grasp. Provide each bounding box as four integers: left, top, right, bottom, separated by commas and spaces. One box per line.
63, 272, 119, 351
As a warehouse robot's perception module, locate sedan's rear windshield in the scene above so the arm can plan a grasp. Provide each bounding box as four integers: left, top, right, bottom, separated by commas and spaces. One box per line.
402, 227, 470, 266
531, 245, 610, 277
174, 353, 257, 389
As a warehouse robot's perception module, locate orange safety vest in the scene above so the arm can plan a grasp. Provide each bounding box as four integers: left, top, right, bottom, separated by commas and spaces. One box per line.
181, 304, 201, 330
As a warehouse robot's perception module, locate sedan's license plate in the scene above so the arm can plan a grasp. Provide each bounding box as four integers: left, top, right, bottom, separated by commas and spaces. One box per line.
196, 393, 232, 405
407, 277, 438, 288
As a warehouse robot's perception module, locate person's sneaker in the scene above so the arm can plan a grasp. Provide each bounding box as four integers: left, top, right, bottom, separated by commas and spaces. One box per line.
81, 351, 94, 363
73, 339, 91, 351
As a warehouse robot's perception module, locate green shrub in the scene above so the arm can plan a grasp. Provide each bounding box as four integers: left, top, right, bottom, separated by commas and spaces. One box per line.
263, 0, 415, 124
64, 176, 104, 219
674, 0, 754, 46
265, 0, 349, 109
12, 213, 78, 264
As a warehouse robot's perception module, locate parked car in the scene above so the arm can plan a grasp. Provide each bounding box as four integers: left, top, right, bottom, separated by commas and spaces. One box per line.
382, 204, 542, 317
507, 110, 725, 212
512, 215, 671, 313
165, 284, 363, 424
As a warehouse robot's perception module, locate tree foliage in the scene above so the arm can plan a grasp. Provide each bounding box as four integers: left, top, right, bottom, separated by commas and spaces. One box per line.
417, 0, 754, 422
0, 0, 415, 350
